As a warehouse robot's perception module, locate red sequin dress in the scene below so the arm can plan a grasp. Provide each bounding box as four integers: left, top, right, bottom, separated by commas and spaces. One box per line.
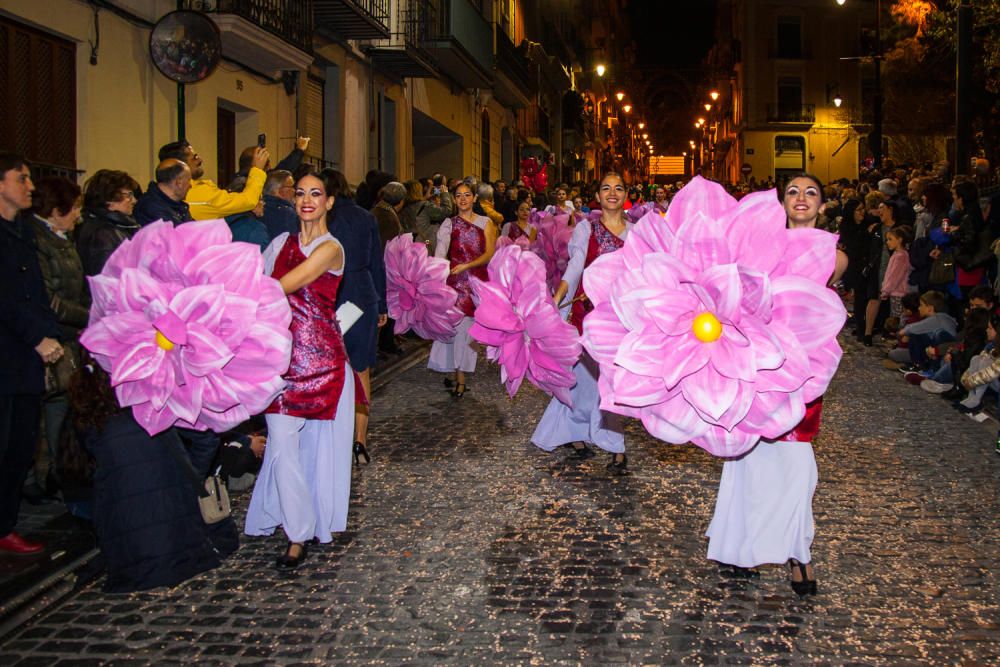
265, 234, 348, 419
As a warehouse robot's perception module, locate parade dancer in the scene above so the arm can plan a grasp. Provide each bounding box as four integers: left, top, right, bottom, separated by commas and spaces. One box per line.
706, 174, 848, 595
245, 171, 356, 570
500, 199, 538, 243
531, 173, 634, 472
427, 182, 498, 397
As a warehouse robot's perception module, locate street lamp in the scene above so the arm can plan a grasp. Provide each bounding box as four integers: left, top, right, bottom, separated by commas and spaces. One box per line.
638, 122, 645, 130
697, 117, 705, 125
704, 103, 712, 111
616, 91, 625, 102
642, 133, 648, 140
596, 64, 606, 77
623, 104, 632, 113
710, 90, 720, 101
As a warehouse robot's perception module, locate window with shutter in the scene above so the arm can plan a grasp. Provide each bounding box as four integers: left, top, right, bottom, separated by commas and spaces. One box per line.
0, 15, 77, 175
304, 76, 324, 164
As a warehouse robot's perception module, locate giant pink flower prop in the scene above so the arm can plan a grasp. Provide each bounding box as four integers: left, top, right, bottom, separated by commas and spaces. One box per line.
469, 245, 581, 405
533, 211, 574, 292
582, 177, 846, 457
384, 233, 463, 341
80, 220, 293, 435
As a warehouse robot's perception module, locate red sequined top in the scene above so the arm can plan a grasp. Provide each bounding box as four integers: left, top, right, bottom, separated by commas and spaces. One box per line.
446, 216, 489, 318
776, 398, 823, 443
570, 219, 625, 334
266, 234, 348, 420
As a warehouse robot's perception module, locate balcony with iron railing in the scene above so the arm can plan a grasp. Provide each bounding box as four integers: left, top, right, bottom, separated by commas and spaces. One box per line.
492, 25, 535, 108
518, 105, 550, 148
368, 0, 436, 78
766, 103, 816, 124
187, 0, 315, 75
421, 0, 492, 88
315, 0, 390, 40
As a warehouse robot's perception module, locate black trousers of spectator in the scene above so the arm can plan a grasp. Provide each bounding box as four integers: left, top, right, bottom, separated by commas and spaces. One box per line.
0, 394, 42, 536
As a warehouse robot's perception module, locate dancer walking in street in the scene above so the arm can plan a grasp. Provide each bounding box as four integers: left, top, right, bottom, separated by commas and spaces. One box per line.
245, 171, 356, 570
427, 181, 498, 397
531, 173, 633, 472
706, 174, 847, 594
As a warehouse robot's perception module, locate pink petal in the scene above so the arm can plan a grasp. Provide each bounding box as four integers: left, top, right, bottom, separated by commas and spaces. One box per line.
111, 342, 163, 385
771, 276, 847, 351
582, 252, 626, 308
721, 190, 789, 273
680, 365, 739, 422
742, 389, 807, 440
697, 263, 742, 322
664, 176, 735, 236
614, 327, 670, 378
581, 302, 629, 367
773, 228, 838, 285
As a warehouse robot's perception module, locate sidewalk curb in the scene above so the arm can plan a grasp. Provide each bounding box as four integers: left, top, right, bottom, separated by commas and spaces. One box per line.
0, 548, 99, 641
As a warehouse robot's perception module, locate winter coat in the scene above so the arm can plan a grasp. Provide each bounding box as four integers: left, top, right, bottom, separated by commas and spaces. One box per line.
84, 412, 222, 593
30, 215, 90, 342
261, 194, 298, 241
0, 212, 62, 395
76, 208, 140, 276
134, 182, 192, 227
329, 197, 387, 313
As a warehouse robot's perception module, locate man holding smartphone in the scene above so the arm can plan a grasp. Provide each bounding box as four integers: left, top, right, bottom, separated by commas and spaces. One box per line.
158, 140, 269, 221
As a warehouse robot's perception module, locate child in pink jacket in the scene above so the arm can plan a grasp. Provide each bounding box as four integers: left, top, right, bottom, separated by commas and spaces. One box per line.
881, 225, 914, 319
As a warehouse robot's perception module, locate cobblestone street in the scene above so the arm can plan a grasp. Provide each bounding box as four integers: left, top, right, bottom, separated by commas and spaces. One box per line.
1, 333, 998, 665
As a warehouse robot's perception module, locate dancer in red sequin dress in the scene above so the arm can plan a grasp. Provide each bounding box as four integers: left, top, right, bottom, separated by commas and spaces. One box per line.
245, 172, 356, 570
427, 182, 498, 397
706, 175, 848, 595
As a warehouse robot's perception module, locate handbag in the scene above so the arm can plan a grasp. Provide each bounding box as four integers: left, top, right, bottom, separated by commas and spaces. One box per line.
44, 343, 78, 398
165, 438, 232, 524
929, 250, 955, 284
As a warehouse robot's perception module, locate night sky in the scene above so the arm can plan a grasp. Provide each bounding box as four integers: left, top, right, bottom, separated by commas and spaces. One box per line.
628, 0, 718, 155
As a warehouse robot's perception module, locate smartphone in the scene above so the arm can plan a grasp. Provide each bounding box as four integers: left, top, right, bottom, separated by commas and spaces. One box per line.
257, 133, 266, 148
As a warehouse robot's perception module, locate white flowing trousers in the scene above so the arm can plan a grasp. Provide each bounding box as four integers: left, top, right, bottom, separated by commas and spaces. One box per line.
428, 316, 478, 374
245, 363, 355, 544
706, 440, 817, 568
530, 352, 625, 454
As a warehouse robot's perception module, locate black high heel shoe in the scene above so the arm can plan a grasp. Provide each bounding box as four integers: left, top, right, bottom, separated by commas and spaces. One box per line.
276, 541, 308, 570
353, 441, 371, 465
788, 559, 817, 596
452, 382, 466, 398
567, 442, 595, 460
607, 453, 628, 473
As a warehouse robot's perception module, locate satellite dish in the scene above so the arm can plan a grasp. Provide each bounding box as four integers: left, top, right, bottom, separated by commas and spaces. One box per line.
149, 10, 222, 84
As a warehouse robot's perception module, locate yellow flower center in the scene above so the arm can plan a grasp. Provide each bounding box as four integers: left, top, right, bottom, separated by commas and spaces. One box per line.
155, 330, 175, 351
692, 312, 723, 343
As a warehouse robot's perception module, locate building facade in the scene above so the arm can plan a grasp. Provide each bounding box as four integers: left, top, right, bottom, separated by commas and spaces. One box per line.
0, 0, 599, 189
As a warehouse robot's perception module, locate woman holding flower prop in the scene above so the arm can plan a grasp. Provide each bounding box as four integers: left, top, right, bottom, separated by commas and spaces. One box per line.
427, 182, 498, 397
245, 171, 357, 570
531, 173, 634, 472
706, 174, 847, 595
500, 199, 538, 245
580, 174, 846, 595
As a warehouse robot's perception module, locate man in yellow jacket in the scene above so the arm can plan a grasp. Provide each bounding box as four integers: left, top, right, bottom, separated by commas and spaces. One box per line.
157, 140, 270, 221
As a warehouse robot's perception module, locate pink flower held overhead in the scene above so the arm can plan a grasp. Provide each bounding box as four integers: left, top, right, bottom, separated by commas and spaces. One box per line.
80, 220, 293, 435
384, 233, 463, 342
582, 177, 846, 458
469, 245, 582, 405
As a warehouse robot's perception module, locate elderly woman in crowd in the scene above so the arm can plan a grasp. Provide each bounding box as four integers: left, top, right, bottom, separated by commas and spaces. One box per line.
76, 170, 141, 276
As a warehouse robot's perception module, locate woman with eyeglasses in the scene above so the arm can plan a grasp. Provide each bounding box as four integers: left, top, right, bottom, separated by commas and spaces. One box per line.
76, 170, 141, 276
427, 181, 498, 397
531, 172, 633, 473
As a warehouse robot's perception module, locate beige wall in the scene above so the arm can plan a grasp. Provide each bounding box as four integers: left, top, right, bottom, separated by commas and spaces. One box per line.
5, 0, 297, 185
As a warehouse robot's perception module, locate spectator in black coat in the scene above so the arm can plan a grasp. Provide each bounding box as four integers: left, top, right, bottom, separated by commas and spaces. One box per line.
134, 159, 192, 227
76, 170, 141, 276
322, 169, 387, 465
70, 363, 223, 592
0, 152, 64, 555
261, 170, 298, 241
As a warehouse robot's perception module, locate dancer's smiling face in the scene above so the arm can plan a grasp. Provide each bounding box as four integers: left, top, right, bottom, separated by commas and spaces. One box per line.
783, 176, 822, 227
598, 175, 626, 211
294, 174, 333, 224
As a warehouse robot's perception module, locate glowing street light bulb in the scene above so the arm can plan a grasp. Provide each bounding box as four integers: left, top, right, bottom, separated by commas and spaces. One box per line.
596, 64, 606, 77
704, 103, 712, 111
638, 122, 645, 129
615, 91, 625, 101
694, 122, 700, 129
710, 90, 720, 101
836, 0, 846, 5
697, 117, 706, 125
623, 104, 632, 113
642, 133, 648, 140
834, 95, 843, 107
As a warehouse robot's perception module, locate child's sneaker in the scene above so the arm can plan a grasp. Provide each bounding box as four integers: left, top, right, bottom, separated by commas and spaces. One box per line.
920, 379, 953, 394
